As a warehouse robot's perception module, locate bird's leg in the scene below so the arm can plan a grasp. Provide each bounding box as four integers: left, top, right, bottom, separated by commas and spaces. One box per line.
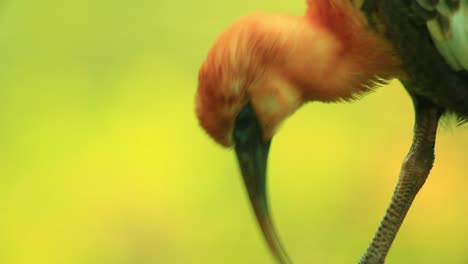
359, 96, 443, 264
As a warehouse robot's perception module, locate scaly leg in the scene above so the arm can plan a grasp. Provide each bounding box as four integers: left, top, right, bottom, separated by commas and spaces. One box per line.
359, 96, 443, 263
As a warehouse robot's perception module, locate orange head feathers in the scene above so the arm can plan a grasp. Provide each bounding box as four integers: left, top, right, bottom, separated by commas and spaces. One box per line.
196, 1, 400, 147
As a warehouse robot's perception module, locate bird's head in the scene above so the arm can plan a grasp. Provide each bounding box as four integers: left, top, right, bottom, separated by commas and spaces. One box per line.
196, 14, 313, 262
196, 14, 307, 148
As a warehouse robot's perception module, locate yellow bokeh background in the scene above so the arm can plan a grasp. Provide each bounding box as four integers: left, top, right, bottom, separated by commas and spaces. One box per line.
0, 0, 467, 263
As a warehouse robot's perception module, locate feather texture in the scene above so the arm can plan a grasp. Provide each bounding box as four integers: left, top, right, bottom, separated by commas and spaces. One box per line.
419, 0, 468, 71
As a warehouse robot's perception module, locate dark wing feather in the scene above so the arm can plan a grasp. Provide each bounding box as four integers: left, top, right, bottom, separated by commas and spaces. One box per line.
360, 0, 468, 118
417, 0, 468, 72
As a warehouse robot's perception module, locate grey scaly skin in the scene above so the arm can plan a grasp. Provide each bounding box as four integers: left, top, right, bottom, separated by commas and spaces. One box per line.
359, 0, 468, 263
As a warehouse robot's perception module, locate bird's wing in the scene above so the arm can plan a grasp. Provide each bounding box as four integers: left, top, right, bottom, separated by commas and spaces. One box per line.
417, 0, 468, 72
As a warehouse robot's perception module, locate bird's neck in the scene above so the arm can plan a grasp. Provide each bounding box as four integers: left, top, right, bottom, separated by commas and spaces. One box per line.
279, 1, 401, 102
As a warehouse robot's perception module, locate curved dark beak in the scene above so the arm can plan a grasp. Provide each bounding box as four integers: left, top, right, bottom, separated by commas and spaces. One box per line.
233, 103, 291, 264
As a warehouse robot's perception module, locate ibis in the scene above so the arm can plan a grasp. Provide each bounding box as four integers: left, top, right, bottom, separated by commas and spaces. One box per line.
195, 0, 468, 263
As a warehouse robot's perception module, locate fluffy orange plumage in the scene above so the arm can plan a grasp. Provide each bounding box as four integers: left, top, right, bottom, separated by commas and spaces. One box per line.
196, 0, 401, 147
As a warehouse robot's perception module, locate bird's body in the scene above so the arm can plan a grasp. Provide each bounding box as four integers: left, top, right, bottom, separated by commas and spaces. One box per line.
363, 0, 468, 118
195, 0, 467, 263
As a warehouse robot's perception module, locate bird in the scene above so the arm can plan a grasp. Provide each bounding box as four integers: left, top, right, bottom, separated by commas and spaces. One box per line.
195, 0, 468, 263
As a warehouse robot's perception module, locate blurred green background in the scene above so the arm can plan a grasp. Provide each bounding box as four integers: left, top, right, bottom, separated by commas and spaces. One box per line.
0, 0, 467, 263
